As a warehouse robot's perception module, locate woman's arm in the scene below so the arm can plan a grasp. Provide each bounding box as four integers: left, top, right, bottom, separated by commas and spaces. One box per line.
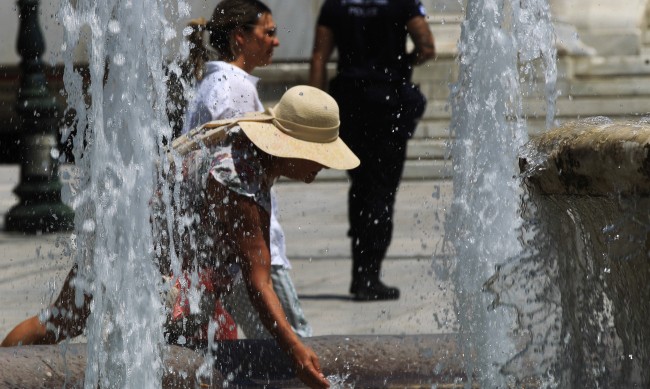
2, 265, 91, 346
206, 180, 329, 389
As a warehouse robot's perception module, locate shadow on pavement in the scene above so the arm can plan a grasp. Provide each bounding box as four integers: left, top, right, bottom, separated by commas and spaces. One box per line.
298, 293, 353, 301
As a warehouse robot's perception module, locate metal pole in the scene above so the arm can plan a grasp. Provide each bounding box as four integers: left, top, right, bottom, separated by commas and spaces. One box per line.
5, 0, 74, 233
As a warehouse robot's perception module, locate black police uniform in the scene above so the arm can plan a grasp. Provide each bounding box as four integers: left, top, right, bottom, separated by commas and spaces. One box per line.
317, 0, 428, 300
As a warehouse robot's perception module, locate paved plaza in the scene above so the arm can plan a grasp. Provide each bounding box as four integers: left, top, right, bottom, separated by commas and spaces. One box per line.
0, 165, 457, 341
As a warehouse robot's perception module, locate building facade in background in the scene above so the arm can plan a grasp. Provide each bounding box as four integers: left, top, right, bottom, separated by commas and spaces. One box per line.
2, 0, 650, 180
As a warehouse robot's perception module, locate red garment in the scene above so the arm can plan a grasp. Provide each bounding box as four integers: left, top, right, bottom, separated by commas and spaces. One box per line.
171, 270, 238, 341
212, 301, 238, 340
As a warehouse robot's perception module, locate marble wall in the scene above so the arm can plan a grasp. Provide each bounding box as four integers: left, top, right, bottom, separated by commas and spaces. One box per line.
550, 0, 649, 55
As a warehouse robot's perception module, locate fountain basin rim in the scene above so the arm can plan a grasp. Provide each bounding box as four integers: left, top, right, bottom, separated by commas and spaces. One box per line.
520, 119, 650, 196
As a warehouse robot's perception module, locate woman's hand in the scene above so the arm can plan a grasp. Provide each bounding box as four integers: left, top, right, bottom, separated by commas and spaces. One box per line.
291, 343, 330, 389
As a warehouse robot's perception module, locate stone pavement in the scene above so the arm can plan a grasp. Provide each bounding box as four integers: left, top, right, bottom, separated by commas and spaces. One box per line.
0, 165, 457, 341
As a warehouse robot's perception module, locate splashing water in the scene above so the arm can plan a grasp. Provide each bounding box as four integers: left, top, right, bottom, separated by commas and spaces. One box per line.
327, 373, 354, 389
59, 0, 187, 387
488, 117, 650, 387
441, 0, 556, 387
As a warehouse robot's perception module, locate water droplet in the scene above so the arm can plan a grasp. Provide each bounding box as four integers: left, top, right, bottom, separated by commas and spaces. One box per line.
50, 148, 60, 159
113, 53, 125, 66
108, 19, 120, 34
82, 219, 96, 232
164, 26, 176, 41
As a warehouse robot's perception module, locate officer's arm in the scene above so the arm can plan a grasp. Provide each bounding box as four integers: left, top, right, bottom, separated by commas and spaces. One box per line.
407, 15, 435, 66
309, 25, 336, 90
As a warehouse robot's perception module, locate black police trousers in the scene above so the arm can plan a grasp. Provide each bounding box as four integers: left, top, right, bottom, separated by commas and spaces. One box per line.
329, 77, 426, 285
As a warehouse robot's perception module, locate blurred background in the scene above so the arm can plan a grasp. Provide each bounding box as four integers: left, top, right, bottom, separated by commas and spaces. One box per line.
1, 0, 650, 180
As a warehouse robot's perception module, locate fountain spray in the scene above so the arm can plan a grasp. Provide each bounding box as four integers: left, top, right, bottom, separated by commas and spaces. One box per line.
444, 0, 556, 387
59, 0, 188, 387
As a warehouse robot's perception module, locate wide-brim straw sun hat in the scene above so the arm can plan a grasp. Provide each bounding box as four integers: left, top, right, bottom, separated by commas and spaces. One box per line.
172, 85, 360, 170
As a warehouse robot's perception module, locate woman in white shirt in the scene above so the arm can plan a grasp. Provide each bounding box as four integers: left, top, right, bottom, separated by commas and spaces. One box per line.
182, 0, 312, 339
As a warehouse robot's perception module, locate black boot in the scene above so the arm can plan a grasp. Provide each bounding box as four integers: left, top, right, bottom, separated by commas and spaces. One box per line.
349, 234, 398, 301
352, 278, 400, 301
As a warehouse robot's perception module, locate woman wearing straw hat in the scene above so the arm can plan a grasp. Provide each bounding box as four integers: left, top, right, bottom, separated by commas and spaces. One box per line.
181, 0, 314, 341
169, 85, 358, 389
2, 85, 358, 389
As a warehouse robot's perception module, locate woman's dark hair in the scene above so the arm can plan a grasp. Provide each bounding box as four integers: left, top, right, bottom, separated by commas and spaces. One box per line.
186, 0, 271, 80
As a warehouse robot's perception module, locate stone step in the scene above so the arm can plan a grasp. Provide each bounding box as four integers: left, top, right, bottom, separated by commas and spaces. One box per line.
428, 12, 464, 24
525, 95, 650, 119
423, 93, 650, 122
565, 76, 650, 98
414, 119, 451, 139
572, 55, 650, 77
407, 138, 447, 159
